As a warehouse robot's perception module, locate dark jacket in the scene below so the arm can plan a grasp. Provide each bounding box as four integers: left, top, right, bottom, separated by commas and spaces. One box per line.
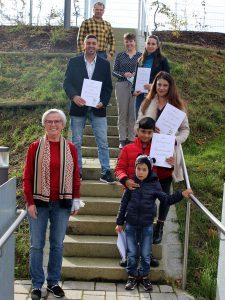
63, 54, 113, 117
116, 173, 183, 226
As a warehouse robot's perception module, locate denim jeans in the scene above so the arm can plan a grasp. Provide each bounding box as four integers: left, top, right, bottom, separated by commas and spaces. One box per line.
125, 223, 153, 277
28, 201, 71, 289
70, 111, 110, 175
97, 51, 107, 59
135, 94, 145, 120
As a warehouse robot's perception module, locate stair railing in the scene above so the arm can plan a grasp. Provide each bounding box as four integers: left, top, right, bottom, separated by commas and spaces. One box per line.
179, 144, 225, 289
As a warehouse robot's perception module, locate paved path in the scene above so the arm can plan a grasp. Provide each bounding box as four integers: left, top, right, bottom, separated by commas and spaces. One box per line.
14, 280, 195, 300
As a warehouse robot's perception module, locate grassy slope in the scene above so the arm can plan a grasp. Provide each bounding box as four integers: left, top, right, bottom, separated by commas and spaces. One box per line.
0, 44, 224, 298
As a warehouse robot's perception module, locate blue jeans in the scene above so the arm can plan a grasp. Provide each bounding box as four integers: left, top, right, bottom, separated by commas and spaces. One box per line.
70, 111, 110, 175
125, 223, 153, 277
28, 202, 71, 289
97, 51, 107, 59
135, 94, 145, 120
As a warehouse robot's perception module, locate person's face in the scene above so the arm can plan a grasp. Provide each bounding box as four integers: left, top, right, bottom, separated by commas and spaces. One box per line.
44, 113, 64, 140
146, 37, 158, 54
156, 78, 170, 98
93, 4, 104, 19
124, 38, 136, 51
84, 38, 98, 55
136, 163, 149, 181
137, 128, 154, 143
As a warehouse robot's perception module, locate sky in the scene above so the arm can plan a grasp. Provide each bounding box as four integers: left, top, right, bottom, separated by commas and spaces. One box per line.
0, 0, 225, 33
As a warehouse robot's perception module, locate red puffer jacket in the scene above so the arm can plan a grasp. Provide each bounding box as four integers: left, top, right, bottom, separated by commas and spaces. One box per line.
115, 137, 172, 186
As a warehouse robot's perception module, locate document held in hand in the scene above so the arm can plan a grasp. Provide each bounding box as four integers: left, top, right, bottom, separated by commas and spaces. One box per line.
117, 231, 127, 260
135, 67, 151, 93
155, 103, 186, 135
150, 133, 176, 168
81, 78, 102, 107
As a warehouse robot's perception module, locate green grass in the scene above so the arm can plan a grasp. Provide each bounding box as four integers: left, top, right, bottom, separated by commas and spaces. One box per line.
0, 42, 225, 298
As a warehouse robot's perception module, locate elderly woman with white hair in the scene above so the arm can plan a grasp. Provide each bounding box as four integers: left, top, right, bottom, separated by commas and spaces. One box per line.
23, 108, 81, 300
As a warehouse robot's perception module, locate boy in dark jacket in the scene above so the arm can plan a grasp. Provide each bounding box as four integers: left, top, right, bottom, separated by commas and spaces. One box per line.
115, 155, 192, 291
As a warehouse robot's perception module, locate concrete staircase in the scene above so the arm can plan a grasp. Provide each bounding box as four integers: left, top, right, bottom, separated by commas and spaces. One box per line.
61, 28, 167, 282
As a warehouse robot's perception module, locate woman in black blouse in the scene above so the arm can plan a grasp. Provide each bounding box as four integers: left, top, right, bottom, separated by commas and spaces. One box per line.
113, 33, 142, 149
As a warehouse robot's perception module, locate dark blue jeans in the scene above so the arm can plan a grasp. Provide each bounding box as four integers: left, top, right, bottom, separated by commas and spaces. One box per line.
135, 93, 145, 119
125, 223, 153, 277
28, 201, 71, 288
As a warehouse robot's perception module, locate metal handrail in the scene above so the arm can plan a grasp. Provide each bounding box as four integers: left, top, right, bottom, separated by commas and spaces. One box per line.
0, 209, 27, 250
180, 144, 225, 289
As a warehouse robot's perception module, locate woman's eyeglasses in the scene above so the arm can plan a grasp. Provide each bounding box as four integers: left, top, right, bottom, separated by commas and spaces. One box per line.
45, 120, 62, 125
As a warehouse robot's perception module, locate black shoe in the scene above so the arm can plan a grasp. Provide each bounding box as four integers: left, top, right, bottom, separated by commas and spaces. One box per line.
100, 171, 116, 184
47, 284, 65, 298
31, 288, 42, 300
153, 221, 164, 244
119, 140, 126, 149
150, 254, 159, 267
140, 277, 153, 291
119, 258, 127, 267
125, 276, 137, 290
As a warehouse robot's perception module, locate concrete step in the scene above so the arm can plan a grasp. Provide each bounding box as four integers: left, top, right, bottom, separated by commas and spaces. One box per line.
105, 116, 117, 126
67, 215, 117, 236
82, 157, 117, 180
84, 125, 118, 136
80, 180, 123, 198
62, 257, 166, 281
82, 146, 120, 158
64, 235, 162, 260
83, 135, 119, 148
107, 105, 118, 116
78, 197, 121, 216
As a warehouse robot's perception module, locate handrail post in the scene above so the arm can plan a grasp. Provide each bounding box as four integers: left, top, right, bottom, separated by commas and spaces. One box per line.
179, 145, 191, 290
216, 183, 225, 299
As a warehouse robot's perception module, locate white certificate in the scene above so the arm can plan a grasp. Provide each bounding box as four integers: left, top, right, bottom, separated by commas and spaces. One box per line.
156, 103, 186, 135
150, 133, 176, 168
135, 67, 151, 93
81, 78, 102, 107
117, 231, 127, 260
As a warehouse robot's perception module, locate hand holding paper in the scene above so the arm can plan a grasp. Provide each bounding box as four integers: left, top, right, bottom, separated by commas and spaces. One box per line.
155, 103, 186, 135
150, 133, 176, 168
81, 78, 102, 107
135, 67, 151, 93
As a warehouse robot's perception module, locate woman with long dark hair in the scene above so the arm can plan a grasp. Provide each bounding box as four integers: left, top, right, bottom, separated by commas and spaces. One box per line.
133, 35, 170, 119
135, 71, 190, 243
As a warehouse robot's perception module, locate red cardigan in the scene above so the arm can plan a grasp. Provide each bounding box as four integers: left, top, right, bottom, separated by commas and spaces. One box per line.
23, 139, 80, 207
115, 137, 172, 185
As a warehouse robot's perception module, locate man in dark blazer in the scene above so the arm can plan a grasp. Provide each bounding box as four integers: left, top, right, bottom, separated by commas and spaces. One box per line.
63, 34, 115, 184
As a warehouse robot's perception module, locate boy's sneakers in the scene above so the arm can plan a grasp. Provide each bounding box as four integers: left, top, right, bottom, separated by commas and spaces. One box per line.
100, 170, 116, 184
47, 284, 65, 298
125, 276, 137, 290
31, 288, 42, 300
140, 277, 153, 291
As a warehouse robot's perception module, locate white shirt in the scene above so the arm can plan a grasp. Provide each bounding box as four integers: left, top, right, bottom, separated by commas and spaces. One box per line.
84, 55, 97, 79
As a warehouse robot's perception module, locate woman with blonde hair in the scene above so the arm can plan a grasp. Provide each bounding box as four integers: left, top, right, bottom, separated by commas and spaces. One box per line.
136, 71, 190, 244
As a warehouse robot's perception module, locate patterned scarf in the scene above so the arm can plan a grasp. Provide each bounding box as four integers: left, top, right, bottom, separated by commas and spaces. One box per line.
33, 135, 74, 202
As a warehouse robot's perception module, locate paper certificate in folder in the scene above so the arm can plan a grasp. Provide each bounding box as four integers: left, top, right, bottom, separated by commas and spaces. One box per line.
117, 231, 127, 260
135, 67, 151, 93
150, 133, 176, 168
155, 103, 186, 135
81, 78, 102, 107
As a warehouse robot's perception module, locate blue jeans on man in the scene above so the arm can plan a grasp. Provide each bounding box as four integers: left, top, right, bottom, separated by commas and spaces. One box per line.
70, 110, 110, 175
125, 223, 153, 277
28, 202, 71, 289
